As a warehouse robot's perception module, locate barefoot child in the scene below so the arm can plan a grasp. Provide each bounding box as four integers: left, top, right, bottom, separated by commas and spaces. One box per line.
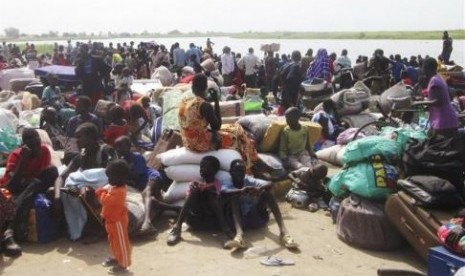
95, 159, 132, 274
279, 107, 317, 170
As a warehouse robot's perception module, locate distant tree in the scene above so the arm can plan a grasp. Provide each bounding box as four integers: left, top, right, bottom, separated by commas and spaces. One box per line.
48, 30, 59, 37
4, 27, 20, 38
168, 29, 182, 35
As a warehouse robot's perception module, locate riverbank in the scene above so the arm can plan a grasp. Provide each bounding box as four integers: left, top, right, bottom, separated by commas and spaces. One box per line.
3, 29, 464, 43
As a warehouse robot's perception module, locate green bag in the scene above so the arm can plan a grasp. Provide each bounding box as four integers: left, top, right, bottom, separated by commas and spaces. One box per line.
342, 136, 400, 165
380, 126, 428, 152
0, 128, 21, 153
329, 155, 398, 200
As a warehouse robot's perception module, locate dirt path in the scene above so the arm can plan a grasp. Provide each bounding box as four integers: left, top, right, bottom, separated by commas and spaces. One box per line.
1, 202, 425, 276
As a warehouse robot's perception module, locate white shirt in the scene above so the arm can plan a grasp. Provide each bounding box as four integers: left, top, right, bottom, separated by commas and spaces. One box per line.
238, 53, 261, 76
221, 53, 235, 75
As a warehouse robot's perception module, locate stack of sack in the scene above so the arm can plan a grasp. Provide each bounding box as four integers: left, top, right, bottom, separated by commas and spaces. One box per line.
156, 148, 241, 206
328, 135, 402, 250
328, 126, 429, 250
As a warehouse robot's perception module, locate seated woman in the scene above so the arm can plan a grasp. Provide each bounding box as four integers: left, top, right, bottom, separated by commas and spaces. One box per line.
54, 122, 117, 241
178, 73, 257, 170
113, 136, 163, 235
41, 73, 75, 124
306, 49, 333, 85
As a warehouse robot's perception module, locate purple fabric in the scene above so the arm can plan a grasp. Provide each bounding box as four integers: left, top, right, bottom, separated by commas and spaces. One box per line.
306, 49, 330, 82
427, 74, 458, 130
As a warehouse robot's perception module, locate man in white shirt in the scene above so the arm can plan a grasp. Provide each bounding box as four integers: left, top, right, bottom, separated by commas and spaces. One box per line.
238, 48, 261, 88
221, 46, 235, 86
334, 49, 352, 72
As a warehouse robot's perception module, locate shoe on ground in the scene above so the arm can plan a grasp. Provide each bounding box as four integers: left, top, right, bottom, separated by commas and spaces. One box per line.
280, 233, 299, 249
224, 235, 247, 249
102, 257, 118, 267
108, 265, 128, 274
2, 237, 22, 258
166, 227, 181, 246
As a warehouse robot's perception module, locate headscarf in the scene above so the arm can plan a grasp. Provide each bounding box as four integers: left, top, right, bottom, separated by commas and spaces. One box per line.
306, 49, 330, 82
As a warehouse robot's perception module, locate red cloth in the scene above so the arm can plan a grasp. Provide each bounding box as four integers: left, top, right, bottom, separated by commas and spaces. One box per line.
180, 75, 194, 84
103, 124, 129, 146
1, 144, 51, 186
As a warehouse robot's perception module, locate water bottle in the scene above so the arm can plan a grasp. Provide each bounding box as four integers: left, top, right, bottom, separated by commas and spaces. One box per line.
418, 105, 427, 129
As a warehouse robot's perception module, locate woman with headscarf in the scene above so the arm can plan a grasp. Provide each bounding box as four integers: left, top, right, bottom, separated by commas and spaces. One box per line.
306, 49, 332, 83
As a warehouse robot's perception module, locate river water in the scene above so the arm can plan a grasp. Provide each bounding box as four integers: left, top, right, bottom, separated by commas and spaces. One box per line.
38, 36, 465, 66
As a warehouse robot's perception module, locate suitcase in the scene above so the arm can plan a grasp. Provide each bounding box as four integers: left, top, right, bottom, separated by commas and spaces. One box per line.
385, 191, 455, 261
336, 194, 405, 250
428, 246, 465, 276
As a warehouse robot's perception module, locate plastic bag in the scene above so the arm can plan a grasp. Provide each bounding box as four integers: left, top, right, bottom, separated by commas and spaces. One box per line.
329, 155, 398, 200
0, 128, 21, 153
342, 136, 400, 165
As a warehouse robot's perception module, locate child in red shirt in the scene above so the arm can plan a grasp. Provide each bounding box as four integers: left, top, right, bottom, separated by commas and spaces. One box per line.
95, 159, 131, 274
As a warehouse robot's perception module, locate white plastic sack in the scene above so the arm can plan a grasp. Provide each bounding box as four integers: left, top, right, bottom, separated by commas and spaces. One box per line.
0, 68, 35, 91
165, 164, 232, 183
157, 147, 242, 171
316, 144, 346, 167
151, 66, 173, 87
0, 108, 19, 131
163, 181, 191, 203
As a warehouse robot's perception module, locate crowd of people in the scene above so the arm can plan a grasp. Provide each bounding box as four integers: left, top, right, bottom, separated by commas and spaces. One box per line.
0, 31, 462, 274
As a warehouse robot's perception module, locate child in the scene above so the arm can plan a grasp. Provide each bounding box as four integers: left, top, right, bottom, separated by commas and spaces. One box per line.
288, 163, 330, 212
222, 159, 298, 250
167, 156, 232, 246
311, 100, 344, 150
115, 67, 133, 104
279, 107, 317, 170
103, 106, 129, 146
41, 73, 65, 110
95, 159, 132, 274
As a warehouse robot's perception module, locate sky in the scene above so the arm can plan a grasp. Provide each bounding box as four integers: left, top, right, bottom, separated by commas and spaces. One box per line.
0, 0, 464, 35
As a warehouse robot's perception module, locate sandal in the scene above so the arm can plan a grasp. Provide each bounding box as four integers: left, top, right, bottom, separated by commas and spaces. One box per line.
166, 227, 181, 246
137, 223, 157, 237
260, 255, 295, 266
308, 203, 319, 212
102, 257, 118, 267
280, 234, 299, 249
224, 235, 247, 249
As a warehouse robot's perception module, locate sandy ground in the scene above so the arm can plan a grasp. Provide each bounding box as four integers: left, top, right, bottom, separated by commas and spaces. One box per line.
1, 200, 425, 276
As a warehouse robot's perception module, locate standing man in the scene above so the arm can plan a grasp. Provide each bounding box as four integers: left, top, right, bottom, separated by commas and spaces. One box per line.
441, 31, 453, 65
264, 50, 276, 93
185, 43, 202, 67
172, 43, 186, 70
75, 44, 112, 106
421, 57, 458, 137
238, 48, 261, 88
221, 46, 235, 86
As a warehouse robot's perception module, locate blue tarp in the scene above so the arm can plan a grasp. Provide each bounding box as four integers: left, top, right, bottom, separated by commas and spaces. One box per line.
34, 65, 79, 83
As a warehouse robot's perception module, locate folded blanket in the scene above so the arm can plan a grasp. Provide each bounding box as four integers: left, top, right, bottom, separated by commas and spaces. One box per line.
62, 168, 108, 240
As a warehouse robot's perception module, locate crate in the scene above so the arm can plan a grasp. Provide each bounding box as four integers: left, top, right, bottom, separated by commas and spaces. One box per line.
428, 246, 465, 276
